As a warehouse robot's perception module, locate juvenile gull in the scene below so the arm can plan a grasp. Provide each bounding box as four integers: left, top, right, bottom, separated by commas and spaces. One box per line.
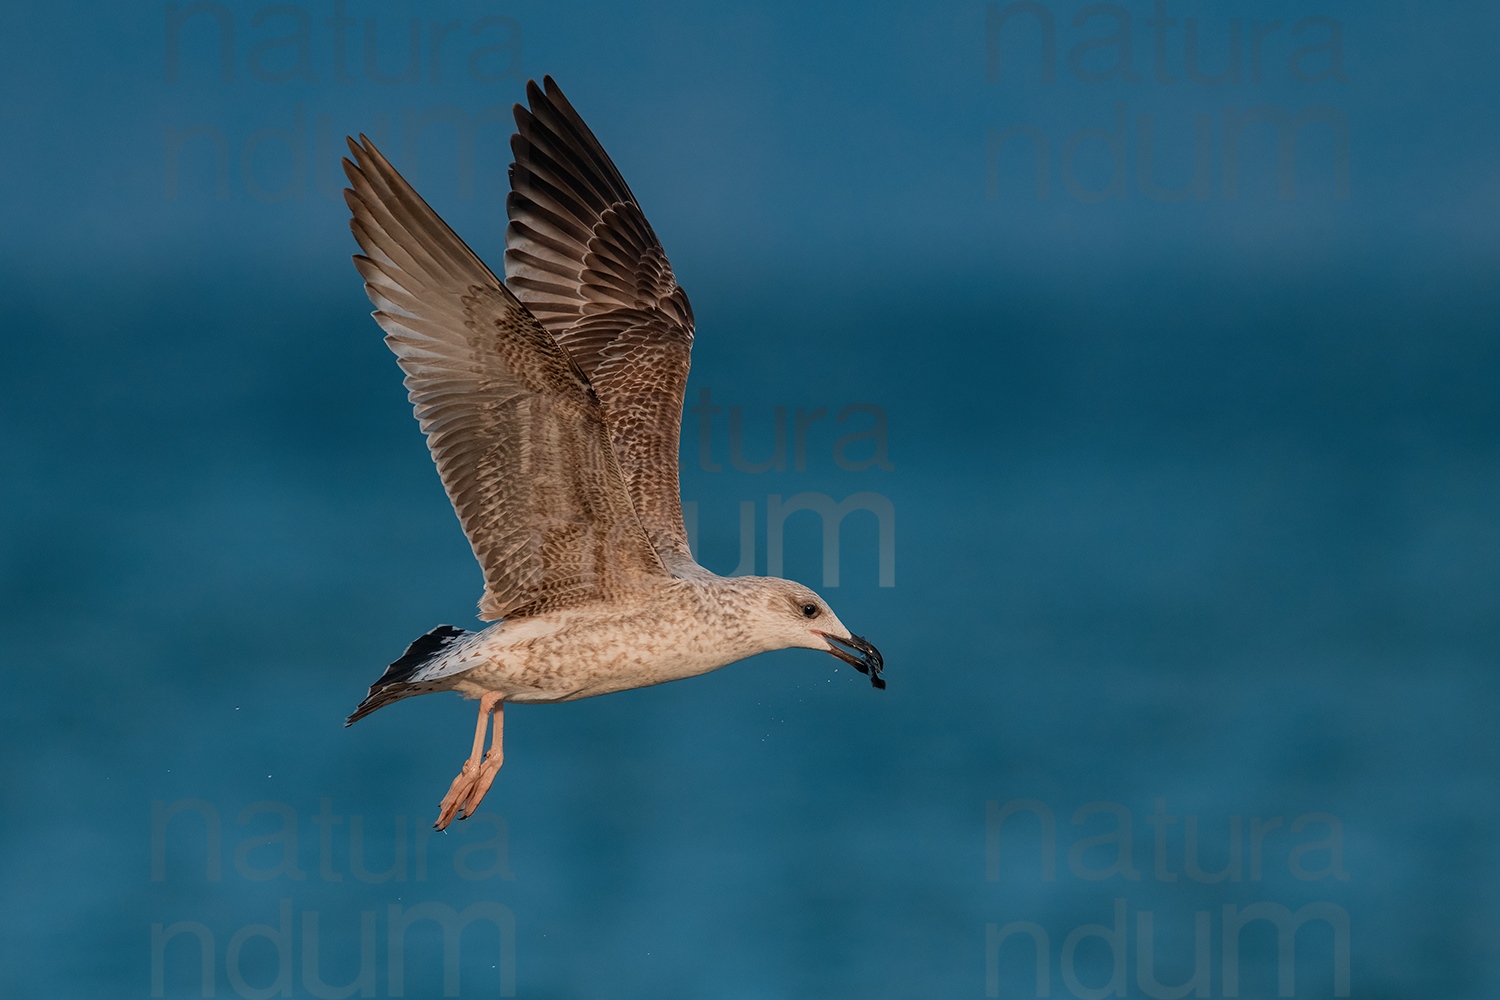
343, 76, 884, 830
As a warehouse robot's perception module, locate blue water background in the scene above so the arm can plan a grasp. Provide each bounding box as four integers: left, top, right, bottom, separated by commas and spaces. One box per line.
2, 1, 1497, 996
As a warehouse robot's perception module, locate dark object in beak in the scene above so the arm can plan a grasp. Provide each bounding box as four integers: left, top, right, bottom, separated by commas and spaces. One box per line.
815, 631, 886, 690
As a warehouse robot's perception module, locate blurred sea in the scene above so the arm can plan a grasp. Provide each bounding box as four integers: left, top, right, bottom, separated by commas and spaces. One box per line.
2, 1, 1497, 996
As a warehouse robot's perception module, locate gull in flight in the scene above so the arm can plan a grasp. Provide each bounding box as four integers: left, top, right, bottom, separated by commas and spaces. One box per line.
342, 76, 885, 830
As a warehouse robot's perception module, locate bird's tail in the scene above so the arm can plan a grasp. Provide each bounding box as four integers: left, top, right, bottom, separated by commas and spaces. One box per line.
345, 625, 473, 726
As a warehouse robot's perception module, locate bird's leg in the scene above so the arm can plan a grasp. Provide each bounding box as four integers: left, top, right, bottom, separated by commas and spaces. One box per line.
460, 699, 504, 820
434, 692, 502, 830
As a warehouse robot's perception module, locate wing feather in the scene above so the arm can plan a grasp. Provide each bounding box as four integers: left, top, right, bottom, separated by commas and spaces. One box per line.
343, 135, 667, 620
506, 76, 701, 575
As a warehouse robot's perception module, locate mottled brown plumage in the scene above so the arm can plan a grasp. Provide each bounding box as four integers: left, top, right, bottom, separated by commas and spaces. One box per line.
344, 135, 667, 620
505, 77, 699, 573
342, 78, 882, 829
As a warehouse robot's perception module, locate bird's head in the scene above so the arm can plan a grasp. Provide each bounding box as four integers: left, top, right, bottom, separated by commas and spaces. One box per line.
736, 577, 885, 689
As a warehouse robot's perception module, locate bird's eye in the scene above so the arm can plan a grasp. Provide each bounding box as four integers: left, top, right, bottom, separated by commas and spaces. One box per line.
800, 603, 819, 618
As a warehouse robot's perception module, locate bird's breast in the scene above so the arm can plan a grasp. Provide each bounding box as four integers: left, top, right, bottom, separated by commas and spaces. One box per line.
454, 596, 755, 704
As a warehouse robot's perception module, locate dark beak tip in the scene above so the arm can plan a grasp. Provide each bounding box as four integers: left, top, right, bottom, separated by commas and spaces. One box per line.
822, 631, 885, 689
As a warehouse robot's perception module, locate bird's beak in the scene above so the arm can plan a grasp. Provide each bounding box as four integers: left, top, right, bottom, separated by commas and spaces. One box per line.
813, 631, 886, 690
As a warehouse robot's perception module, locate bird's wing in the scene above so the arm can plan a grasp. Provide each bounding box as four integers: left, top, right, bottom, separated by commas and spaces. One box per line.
344, 135, 669, 621
505, 76, 700, 575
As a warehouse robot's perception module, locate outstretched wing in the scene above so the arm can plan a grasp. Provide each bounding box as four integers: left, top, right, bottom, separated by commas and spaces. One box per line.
505, 76, 700, 575
344, 135, 668, 620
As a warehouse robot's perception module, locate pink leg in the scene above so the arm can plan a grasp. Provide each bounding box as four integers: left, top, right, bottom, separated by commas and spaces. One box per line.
461, 700, 504, 820
434, 692, 503, 830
